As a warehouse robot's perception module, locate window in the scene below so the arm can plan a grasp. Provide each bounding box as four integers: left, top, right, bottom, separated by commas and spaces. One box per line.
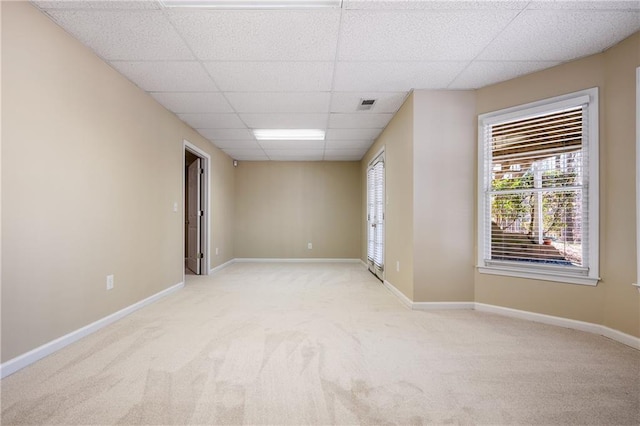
477, 88, 599, 286
367, 151, 385, 281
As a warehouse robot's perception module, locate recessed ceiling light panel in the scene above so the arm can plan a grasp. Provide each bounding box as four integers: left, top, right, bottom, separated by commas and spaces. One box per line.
160, 0, 342, 9
253, 129, 325, 140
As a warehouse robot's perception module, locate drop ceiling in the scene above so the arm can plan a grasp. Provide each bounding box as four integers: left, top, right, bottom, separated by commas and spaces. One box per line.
33, 0, 640, 161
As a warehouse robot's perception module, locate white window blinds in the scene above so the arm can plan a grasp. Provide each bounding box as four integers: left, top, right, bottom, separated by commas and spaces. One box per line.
373, 159, 385, 268
478, 88, 599, 285
367, 155, 384, 272
367, 166, 375, 261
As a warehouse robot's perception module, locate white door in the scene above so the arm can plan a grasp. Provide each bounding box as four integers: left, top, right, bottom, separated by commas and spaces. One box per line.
186, 158, 201, 274
367, 154, 385, 281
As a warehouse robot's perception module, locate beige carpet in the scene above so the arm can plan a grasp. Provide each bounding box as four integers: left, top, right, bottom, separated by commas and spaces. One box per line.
1, 262, 639, 425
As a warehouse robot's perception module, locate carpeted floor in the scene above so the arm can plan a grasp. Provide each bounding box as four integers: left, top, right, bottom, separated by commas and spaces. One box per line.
1, 262, 639, 425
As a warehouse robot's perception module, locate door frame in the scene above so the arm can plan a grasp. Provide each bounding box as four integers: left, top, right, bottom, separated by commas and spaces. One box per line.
367, 147, 385, 281
183, 140, 210, 276
635, 67, 640, 292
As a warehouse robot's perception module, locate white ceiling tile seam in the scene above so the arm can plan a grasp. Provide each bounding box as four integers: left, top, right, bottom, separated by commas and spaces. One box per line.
31, 0, 640, 161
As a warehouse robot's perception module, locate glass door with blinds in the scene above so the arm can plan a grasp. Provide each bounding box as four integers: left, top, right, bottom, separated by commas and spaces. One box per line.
367, 152, 385, 281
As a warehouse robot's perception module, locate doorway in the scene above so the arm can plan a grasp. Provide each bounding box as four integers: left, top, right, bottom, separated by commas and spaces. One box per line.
184, 141, 210, 275
367, 150, 385, 281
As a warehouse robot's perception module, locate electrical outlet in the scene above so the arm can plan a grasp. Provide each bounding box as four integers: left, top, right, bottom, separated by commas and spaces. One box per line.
396, 261, 400, 272
307, 242, 313, 250
106, 275, 114, 290
215, 247, 219, 255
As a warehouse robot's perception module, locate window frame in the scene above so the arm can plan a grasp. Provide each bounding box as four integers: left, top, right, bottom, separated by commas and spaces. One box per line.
477, 88, 600, 286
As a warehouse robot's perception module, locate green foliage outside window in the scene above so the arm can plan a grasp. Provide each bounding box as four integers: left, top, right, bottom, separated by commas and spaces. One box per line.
491, 163, 579, 242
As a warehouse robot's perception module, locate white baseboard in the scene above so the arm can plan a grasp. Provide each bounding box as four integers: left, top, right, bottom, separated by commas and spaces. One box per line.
5, 265, 638, 379
210, 258, 362, 272
600, 326, 640, 350
383, 280, 473, 311
234, 258, 362, 263
474, 303, 601, 334
1, 257, 376, 377
383, 280, 413, 308
209, 258, 236, 274
413, 302, 475, 311
381, 282, 640, 351
0, 281, 184, 379
475, 303, 640, 350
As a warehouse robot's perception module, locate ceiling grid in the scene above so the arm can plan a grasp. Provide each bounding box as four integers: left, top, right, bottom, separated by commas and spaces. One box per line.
33, 0, 640, 161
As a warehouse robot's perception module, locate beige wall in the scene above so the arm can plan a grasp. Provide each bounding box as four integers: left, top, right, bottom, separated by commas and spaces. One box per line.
475, 33, 640, 337
361, 93, 414, 298
361, 91, 475, 303
210, 151, 236, 268
601, 34, 640, 336
412, 91, 476, 302
1, 2, 235, 361
359, 34, 639, 340
0, 0, 3, 330
234, 161, 360, 259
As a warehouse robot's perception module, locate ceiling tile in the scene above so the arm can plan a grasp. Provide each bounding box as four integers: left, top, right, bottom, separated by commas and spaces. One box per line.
326, 128, 382, 140
479, 10, 640, 61
222, 149, 268, 161
210, 140, 262, 150
150, 92, 233, 113
178, 113, 245, 129
338, 9, 519, 61
46, 11, 192, 60
449, 60, 562, 89
329, 113, 393, 129
526, 1, 640, 10
35, 1, 160, 10
225, 92, 331, 113
266, 150, 325, 161
333, 61, 467, 92
343, 1, 528, 10
330, 92, 407, 113
258, 140, 325, 150
323, 154, 363, 161
240, 113, 328, 129
168, 10, 340, 61
205, 62, 334, 92
324, 139, 373, 150
324, 148, 367, 157
197, 129, 254, 140
111, 61, 218, 92
38, 0, 638, 164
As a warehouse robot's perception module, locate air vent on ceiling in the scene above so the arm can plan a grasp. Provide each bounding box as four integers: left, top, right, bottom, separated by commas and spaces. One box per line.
357, 98, 377, 111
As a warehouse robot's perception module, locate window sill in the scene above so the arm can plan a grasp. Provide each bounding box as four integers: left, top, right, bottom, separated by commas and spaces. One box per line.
477, 265, 600, 286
